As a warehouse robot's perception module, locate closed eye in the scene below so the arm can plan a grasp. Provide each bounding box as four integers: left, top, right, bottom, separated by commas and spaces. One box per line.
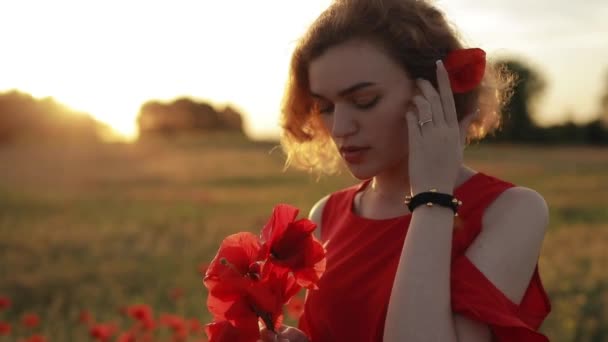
354, 96, 380, 109
314, 95, 381, 115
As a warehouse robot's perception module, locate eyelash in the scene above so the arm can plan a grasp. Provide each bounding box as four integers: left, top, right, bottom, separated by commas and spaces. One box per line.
318, 96, 381, 114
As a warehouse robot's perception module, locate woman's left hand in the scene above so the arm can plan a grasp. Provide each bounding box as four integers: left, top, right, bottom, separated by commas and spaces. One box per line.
405, 60, 478, 196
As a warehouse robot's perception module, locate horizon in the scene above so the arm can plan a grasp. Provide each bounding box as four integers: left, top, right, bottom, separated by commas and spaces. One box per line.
1, 0, 606, 141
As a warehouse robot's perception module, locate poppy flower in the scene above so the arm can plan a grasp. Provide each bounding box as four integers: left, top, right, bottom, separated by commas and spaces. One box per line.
189, 318, 204, 334
204, 232, 267, 299
159, 314, 190, 342
205, 320, 258, 342
204, 205, 327, 341
125, 304, 155, 330
160, 314, 186, 332
0, 297, 10, 310
89, 323, 117, 342
260, 204, 327, 289
21, 313, 40, 329
204, 232, 298, 336
443, 48, 486, 93
116, 331, 137, 342
79, 310, 94, 325
126, 304, 153, 321
0, 322, 11, 335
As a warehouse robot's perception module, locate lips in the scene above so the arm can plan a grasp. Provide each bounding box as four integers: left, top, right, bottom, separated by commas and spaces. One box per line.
339, 146, 370, 164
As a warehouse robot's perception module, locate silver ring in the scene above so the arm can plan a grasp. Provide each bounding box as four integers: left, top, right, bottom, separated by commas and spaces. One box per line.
418, 118, 433, 127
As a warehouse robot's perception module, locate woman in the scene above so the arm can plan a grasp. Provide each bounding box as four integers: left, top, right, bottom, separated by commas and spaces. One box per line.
260, 0, 551, 341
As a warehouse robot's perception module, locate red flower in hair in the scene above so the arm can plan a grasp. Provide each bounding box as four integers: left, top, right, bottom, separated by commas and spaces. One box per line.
443, 48, 486, 93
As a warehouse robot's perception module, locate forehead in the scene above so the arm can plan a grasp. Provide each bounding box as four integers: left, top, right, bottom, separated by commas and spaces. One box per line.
308, 39, 408, 97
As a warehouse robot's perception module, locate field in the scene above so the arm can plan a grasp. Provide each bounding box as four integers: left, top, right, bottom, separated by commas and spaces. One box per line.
0, 134, 607, 341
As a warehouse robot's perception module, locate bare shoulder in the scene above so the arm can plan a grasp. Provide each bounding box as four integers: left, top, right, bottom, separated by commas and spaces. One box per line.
468, 186, 550, 304
482, 186, 550, 238
453, 186, 550, 340
309, 194, 331, 241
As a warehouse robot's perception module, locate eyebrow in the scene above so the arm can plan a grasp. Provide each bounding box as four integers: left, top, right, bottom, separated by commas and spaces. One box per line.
311, 82, 376, 99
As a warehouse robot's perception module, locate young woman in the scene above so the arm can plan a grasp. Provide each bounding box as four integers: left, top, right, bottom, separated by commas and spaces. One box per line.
259, 0, 551, 341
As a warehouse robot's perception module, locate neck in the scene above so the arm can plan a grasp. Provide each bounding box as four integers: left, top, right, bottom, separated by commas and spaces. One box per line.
366, 160, 411, 203
365, 165, 469, 203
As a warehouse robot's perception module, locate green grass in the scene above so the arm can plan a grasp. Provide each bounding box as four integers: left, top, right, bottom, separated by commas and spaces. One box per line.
0, 135, 606, 341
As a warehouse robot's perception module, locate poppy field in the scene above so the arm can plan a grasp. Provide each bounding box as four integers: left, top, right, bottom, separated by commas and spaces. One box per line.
0, 134, 606, 341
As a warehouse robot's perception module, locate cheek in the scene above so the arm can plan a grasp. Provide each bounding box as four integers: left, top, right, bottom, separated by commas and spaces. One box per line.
315, 115, 332, 134
370, 98, 410, 156
378, 96, 409, 136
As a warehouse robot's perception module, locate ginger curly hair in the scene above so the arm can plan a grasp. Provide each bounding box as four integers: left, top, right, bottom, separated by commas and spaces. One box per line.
280, 0, 515, 175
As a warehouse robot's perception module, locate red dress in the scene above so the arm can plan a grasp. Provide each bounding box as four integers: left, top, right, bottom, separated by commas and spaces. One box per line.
298, 172, 551, 341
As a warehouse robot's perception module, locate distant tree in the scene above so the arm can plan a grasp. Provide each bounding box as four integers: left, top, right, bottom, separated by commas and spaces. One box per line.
583, 119, 608, 145
136, 97, 245, 139
488, 59, 546, 142
0, 90, 105, 144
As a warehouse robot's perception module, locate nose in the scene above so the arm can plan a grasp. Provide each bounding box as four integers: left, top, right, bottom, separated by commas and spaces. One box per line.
330, 105, 358, 138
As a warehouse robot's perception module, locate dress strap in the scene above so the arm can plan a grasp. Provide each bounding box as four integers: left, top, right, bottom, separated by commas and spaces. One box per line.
452, 173, 516, 253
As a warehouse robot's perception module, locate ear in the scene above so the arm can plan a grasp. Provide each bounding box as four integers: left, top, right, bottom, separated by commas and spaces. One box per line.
459, 108, 480, 148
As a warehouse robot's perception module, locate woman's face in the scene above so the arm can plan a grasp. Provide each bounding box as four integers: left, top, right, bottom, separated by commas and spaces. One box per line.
308, 38, 416, 180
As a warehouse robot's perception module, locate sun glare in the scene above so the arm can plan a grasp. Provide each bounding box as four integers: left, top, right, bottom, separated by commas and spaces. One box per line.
0, 0, 604, 140
48, 89, 141, 142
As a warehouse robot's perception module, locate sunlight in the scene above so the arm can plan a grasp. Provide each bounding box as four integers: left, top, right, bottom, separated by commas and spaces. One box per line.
38, 87, 143, 141
0, 0, 605, 139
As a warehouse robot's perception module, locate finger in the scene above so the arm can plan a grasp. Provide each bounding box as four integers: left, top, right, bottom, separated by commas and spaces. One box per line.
412, 95, 434, 134
416, 78, 446, 127
405, 111, 421, 146
260, 328, 278, 342
280, 326, 310, 342
436, 60, 458, 127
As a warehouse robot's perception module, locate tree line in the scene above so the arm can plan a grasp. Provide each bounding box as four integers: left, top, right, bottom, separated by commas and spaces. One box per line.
0, 58, 606, 145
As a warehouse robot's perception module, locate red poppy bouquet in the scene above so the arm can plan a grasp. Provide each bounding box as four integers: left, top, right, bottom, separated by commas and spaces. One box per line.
203, 204, 327, 342
443, 48, 486, 93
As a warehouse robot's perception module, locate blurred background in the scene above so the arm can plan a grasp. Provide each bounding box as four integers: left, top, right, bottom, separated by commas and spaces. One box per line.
0, 0, 606, 341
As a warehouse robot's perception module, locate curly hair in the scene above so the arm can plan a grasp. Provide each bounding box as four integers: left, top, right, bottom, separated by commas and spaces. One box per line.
279, 0, 515, 175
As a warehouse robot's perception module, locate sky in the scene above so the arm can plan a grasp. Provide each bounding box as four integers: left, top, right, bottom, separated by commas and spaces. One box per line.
0, 0, 606, 140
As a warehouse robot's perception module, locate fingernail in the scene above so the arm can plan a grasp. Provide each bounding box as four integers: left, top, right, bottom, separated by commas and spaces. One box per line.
436, 60, 443, 67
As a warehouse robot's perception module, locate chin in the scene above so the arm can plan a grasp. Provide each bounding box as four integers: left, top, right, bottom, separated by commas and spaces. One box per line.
344, 154, 407, 181
344, 162, 378, 180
